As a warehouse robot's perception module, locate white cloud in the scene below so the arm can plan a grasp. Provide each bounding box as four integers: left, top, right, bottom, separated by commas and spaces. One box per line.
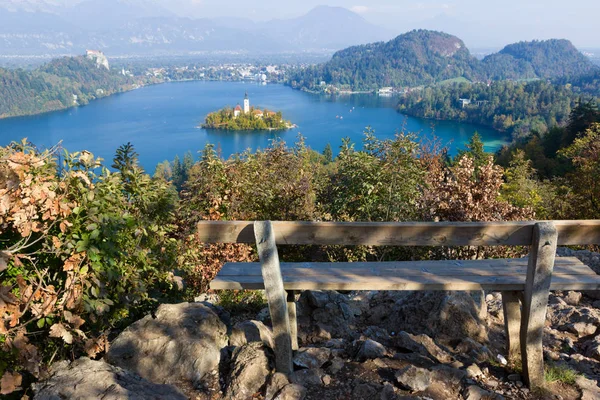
350, 5, 369, 14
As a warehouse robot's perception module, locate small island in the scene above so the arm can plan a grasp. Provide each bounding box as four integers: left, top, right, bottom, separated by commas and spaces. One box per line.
202, 92, 294, 131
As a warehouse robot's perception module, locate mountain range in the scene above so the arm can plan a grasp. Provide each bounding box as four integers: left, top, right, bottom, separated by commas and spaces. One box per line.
0, 2, 394, 56
290, 31, 600, 91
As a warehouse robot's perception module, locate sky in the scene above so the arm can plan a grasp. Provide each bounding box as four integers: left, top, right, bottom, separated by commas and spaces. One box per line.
10, 0, 600, 48
152, 0, 600, 48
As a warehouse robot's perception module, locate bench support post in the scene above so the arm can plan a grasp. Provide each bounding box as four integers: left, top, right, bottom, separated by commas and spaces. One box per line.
520, 222, 557, 389
501, 291, 522, 363
254, 221, 293, 375
287, 290, 299, 350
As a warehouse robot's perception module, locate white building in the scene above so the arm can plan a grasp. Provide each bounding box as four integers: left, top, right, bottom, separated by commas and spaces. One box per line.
243, 92, 250, 114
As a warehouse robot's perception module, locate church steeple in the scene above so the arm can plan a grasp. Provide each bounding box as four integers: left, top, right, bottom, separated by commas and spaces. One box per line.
243, 91, 250, 114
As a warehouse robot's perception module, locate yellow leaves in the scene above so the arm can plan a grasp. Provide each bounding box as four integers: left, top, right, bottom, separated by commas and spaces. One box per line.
0, 371, 22, 395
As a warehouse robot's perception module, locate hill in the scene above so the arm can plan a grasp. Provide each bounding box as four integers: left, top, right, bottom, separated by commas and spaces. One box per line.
0, 55, 136, 119
0, 4, 394, 56
482, 39, 597, 80
290, 33, 600, 91
289, 30, 482, 91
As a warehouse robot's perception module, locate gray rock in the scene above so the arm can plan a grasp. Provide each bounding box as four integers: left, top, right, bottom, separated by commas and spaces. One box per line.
352, 383, 379, 399
369, 291, 488, 342
298, 290, 361, 343
466, 364, 483, 379
463, 385, 505, 400
583, 335, 600, 361
395, 365, 432, 392
431, 365, 466, 386
576, 375, 600, 400
230, 320, 275, 349
225, 342, 271, 400
33, 358, 186, 400
291, 369, 325, 386
327, 357, 345, 375
274, 384, 307, 400
354, 339, 387, 361
563, 321, 598, 337
306, 290, 331, 308
265, 373, 290, 400
564, 291, 583, 306
395, 331, 452, 363
324, 338, 345, 348
293, 347, 332, 369
106, 302, 227, 385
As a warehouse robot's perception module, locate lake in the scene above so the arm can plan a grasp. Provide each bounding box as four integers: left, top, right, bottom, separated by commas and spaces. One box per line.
0, 81, 509, 172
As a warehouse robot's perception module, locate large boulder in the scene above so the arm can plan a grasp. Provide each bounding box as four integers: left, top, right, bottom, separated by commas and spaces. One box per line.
368, 291, 488, 342
230, 320, 275, 349
33, 358, 186, 400
225, 342, 272, 400
106, 302, 228, 385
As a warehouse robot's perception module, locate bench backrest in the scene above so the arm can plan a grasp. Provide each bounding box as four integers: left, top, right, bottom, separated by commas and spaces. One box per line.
196, 220, 600, 247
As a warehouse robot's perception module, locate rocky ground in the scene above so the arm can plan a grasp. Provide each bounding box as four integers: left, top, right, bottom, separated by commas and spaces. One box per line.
32, 249, 600, 400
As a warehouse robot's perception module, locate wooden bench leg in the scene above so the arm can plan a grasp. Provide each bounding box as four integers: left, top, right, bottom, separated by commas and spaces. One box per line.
287, 290, 299, 351
254, 221, 293, 375
520, 222, 557, 389
501, 291, 522, 363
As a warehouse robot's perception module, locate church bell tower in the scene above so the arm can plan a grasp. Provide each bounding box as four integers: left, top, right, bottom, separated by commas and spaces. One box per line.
243, 91, 250, 114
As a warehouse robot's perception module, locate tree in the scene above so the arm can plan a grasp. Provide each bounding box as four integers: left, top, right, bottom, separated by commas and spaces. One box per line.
559, 123, 600, 217
457, 132, 489, 170
323, 143, 333, 163
112, 142, 139, 174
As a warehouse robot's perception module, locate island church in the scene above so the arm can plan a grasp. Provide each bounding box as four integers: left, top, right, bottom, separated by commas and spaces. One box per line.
234, 92, 251, 117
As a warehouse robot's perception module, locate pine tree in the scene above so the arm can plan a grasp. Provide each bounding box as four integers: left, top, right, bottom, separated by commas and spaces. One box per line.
323, 143, 333, 163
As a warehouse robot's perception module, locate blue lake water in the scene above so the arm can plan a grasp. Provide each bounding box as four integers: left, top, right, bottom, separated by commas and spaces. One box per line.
0, 81, 509, 171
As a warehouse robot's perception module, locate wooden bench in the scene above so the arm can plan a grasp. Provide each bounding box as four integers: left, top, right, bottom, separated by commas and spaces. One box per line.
197, 220, 600, 389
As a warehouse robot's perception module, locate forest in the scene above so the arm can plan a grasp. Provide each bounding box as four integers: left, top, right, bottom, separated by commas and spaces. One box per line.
2, 97, 600, 395
396, 80, 595, 138
289, 32, 599, 92
0, 56, 141, 119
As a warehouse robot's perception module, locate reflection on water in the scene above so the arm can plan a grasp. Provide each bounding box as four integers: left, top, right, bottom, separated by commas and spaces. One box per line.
0, 81, 509, 171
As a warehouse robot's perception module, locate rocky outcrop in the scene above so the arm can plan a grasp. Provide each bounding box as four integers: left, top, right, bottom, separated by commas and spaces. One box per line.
297, 290, 362, 343
225, 342, 272, 400
230, 320, 275, 349
106, 302, 228, 386
367, 291, 488, 342
33, 358, 186, 400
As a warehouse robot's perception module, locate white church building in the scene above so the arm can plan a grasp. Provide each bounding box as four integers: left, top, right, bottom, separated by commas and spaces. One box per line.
234, 92, 251, 117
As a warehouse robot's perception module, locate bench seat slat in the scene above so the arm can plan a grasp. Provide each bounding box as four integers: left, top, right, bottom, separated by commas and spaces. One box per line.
210, 257, 600, 291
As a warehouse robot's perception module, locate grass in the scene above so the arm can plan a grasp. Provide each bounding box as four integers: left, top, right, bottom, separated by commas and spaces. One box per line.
544, 363, 580, 385
437, 77, 471, 86
216, 290, 267, 314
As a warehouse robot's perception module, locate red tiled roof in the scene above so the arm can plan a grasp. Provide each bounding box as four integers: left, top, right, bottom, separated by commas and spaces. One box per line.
234, 105, 242, 110
252, 110, 264, 115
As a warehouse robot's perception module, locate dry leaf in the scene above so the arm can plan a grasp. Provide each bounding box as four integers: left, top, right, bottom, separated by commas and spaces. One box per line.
0, 371, 22, 395
49, 323, 73, 344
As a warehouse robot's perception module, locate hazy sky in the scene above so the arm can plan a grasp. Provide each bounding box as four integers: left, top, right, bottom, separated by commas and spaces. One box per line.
159, 0, 600, 48
36, 0, 600, 48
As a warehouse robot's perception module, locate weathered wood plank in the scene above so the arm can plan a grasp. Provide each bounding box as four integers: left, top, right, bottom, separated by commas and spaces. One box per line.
520, 222, 558, 389
210, 272, 600, 291
287, 290, 298, 351
216, 258, 593, 278
196, 220, 600, 246
254, 221, 293, 375
502, 291, 522, 363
